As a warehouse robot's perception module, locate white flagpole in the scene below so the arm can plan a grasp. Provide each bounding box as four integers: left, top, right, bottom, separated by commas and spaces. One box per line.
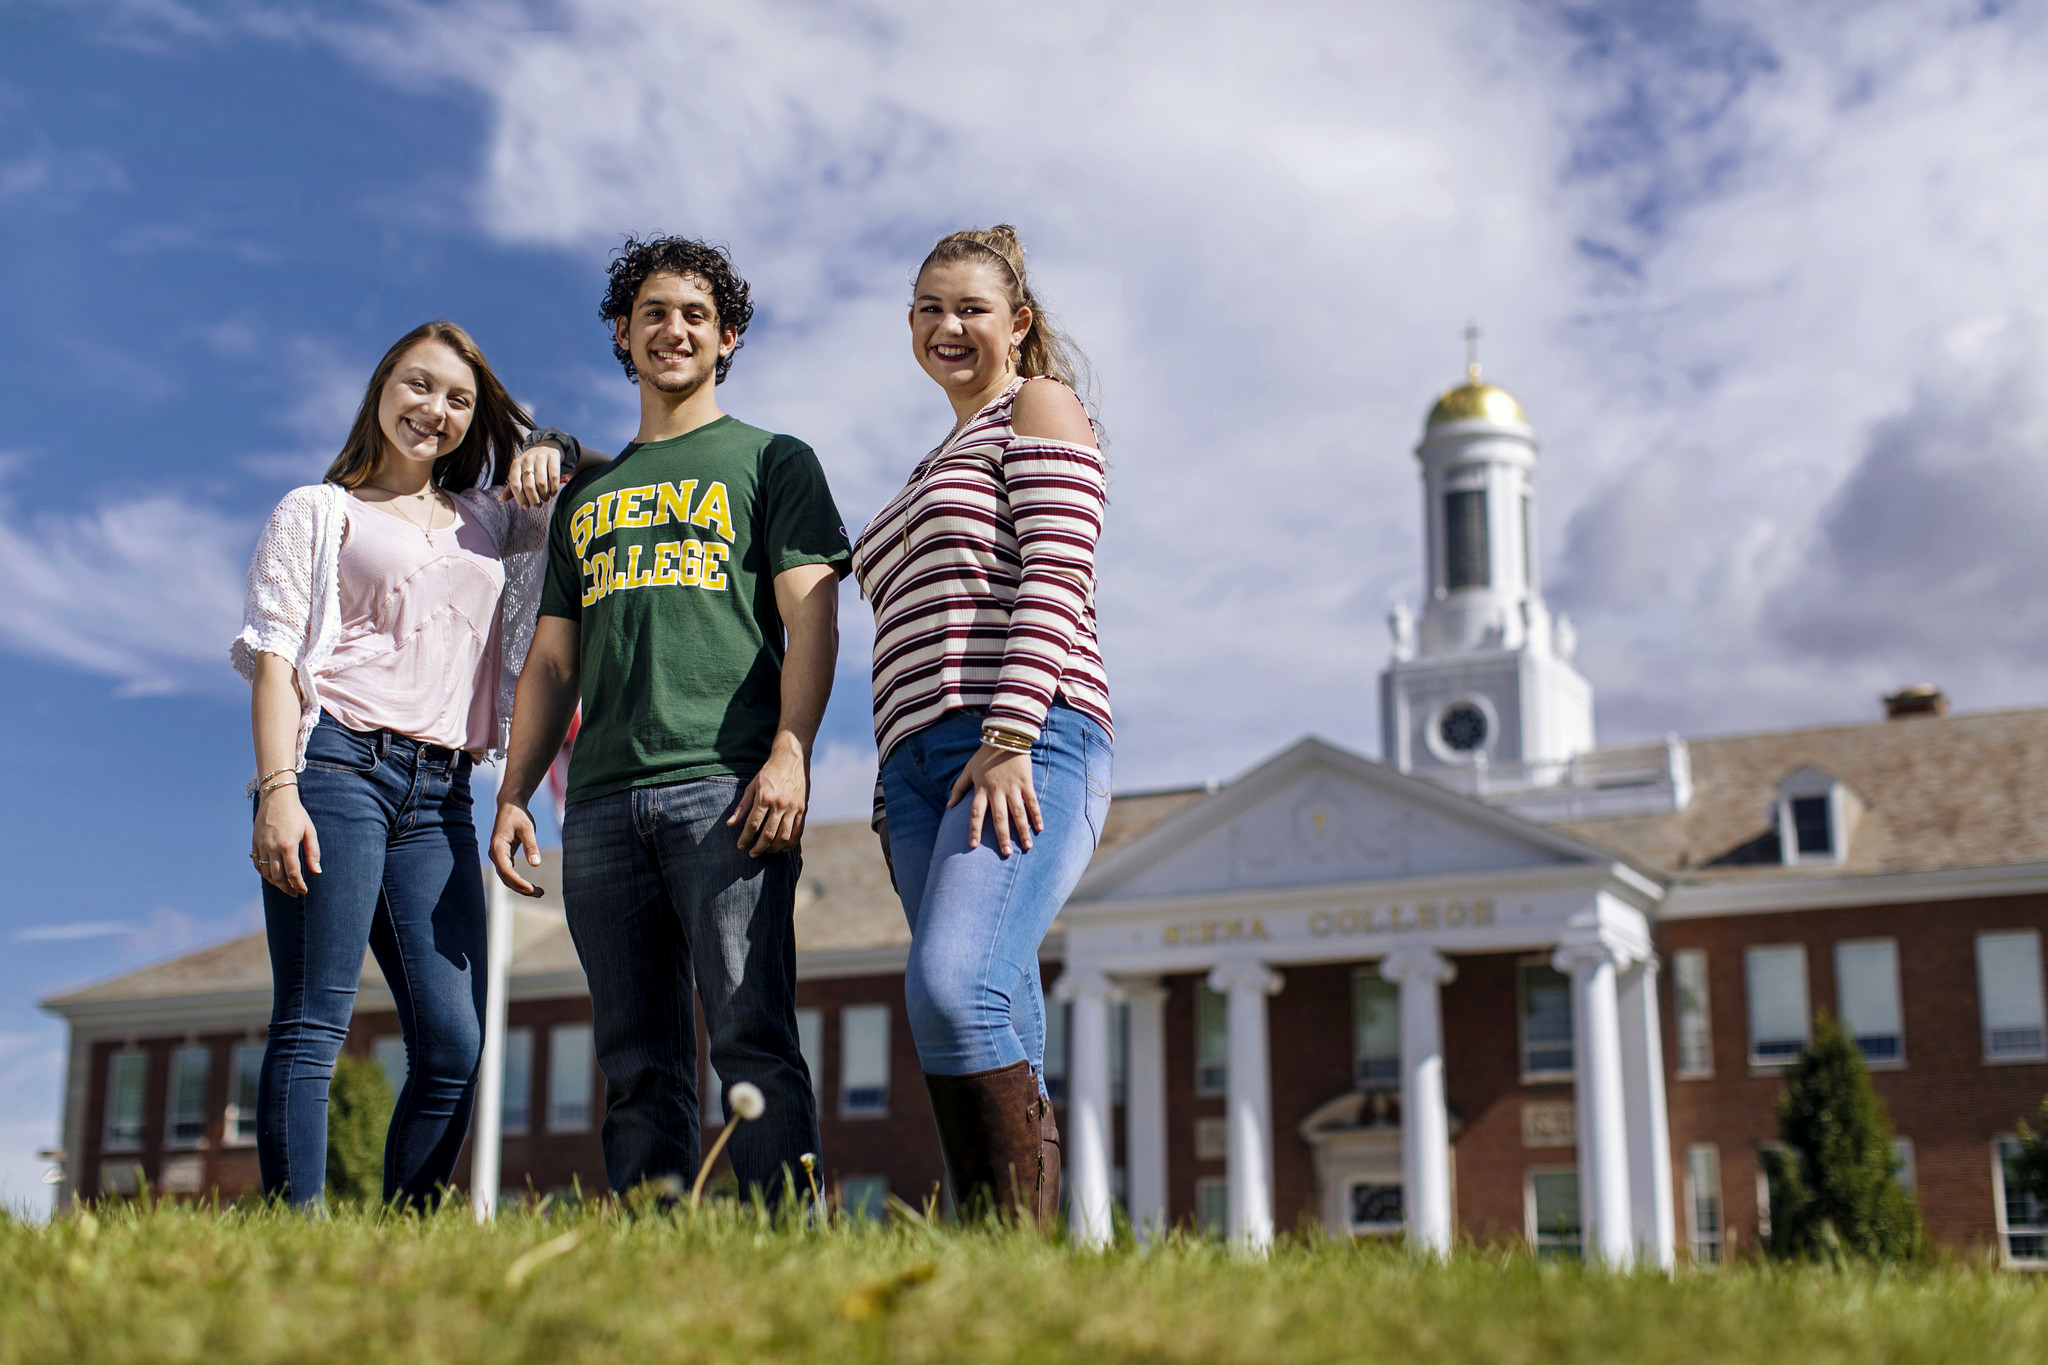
472, 874, 513, 1221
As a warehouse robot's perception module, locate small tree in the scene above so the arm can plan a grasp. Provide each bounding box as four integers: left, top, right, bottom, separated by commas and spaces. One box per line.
2012, 1097, 2048, 1205
1762, 1013, 1923, 1263
326, 1052, 395, 1206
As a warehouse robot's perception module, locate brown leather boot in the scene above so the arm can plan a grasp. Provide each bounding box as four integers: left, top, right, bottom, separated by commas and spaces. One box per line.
1032, 1088, 1062, 1226
924, 1062, 1054, 1225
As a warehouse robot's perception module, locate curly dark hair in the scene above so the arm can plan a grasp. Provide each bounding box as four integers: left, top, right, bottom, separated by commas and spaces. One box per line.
601, 236, 755, 384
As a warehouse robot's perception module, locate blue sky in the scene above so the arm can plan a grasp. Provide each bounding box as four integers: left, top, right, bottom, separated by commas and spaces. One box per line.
7, 0, 2048, 1211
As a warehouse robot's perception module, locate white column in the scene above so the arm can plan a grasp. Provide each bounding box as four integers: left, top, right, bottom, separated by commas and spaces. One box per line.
1120, 978, 1170, 1238
1381, 946, 1457, 1255
471, 877, 515, 1221
1054, 968, 1119, 1248
1618, 957, 1676, 1270
1554, 939, 1633, 1267
1208, 959, 1284, 1250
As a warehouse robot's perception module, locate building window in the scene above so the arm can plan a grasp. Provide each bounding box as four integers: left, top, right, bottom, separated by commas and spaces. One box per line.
839, 1175, 888, 1221
1349, 1180, 1404, 1236
1196, 984, 1228, 1095
1527, 1168, 1582, 1260
794, 1007, 823, 1099
1684, 1145, 1722, 1265
1353, 971, 1400, 1088
1444, 488, 1490, 590
1835, 939, 1904, 1065
1994, 1138, 2048, 1264
841, 1004, 891, 1116
1788, 796, 1831, 857
372, 1036, 408, 1095
1673, 949, 1713, 1078
1109, 1000, 1129, 1105
225, 1042, 262, 1146
1197, 1177, 1229, 1237
103, 1051, 147, 1152
1976, 930, 2047, 1061
501, 1027, 533, 1136
547, 1024, 594, 1132
165, 1046, 210, 1148
1043, 996, 1069, 1104
1518, 960, 1574, 1080
1745, 945, 1810, 1065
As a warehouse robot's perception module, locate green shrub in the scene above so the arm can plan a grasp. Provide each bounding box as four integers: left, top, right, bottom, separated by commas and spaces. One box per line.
325, 1051, 395, 1206
2013, 1097, 2048, 1204
1763, 1013, 1924, 1263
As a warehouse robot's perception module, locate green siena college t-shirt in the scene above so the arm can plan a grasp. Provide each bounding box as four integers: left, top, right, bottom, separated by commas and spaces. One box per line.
538, 416, 851, 804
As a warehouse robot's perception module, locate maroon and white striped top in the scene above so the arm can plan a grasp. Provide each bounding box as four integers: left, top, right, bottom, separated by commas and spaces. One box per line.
854, 376, 1112, 772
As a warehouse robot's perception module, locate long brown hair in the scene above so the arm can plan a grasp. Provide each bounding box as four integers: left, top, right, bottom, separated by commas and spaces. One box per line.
323, 321, 531, 492
919, 224, 1093, 404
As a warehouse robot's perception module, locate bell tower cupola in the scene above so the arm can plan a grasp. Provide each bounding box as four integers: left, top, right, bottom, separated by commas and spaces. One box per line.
1380, 330, 1594, 784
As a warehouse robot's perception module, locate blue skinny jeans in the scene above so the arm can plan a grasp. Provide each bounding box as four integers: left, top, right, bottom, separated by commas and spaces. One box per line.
256, 713, 486, 1208
883, 704, 1112, 1082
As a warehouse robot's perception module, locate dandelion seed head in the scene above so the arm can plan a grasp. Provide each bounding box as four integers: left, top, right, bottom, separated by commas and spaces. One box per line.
730, 1081, 766, 1120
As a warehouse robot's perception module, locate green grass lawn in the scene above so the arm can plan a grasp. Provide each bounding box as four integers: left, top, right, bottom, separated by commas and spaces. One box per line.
2, 1199, 2044, 1364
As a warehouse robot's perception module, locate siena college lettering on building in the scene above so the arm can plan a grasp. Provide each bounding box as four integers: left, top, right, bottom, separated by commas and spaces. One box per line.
45, 368, 2048, 1267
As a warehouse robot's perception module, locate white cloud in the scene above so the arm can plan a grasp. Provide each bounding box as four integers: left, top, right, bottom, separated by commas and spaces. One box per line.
12, 922, 133, 942
0, 478, 250, 696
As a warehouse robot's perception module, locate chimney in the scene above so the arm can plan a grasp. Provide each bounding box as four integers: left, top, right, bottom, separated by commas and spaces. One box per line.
1882, 684, 1948, 720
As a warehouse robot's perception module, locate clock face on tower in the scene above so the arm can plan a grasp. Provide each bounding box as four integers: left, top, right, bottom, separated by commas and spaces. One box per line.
1438, 702, 1490, 753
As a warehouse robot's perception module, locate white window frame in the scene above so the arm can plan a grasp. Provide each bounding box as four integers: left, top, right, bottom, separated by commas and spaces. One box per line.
223, 1041, 263, 1147
794, 1007, 824, 1101
1196, 1177, 1229, 1237
1353, 969, 1400, 1090
1196, 984, 1228, 1096
1684, 1144, 1723, 1266
546, 1023, 595, 1133
103, 1050, 148, 1153
1517, 958, 1575, 1083
1673, 948, 1713, 1079
500, 1026, 533, 1136
164, 1045, 211, 1149
1744, 945, 1810, 1067
840, 1003, 891, 1118
1525, 1166, 1582, 1260
1775, 766, 1857, 867
1993, 1137, 2048, 1267
1834, 938, 1905, 1069
1976, 930, 2048, 1063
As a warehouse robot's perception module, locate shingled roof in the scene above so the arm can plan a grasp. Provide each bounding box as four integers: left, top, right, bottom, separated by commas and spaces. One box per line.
44, 788, 1212, 1010
1553, 706, 2048, 885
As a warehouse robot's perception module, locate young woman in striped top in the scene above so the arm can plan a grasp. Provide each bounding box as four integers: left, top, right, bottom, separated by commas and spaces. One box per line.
853, 225, 1112, 1223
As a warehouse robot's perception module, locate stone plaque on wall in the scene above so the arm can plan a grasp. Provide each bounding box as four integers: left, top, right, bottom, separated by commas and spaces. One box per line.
1521, 1101, 1576, 1148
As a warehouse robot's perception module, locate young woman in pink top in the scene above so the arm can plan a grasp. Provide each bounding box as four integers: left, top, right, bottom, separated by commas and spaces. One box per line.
233, 320, 597, 1208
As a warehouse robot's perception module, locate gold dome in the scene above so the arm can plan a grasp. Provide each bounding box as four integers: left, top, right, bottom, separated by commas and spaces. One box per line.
1426, 365, 1527, 428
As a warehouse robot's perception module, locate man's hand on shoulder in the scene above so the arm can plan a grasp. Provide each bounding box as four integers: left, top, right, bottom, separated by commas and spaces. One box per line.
729, 733, 809, 858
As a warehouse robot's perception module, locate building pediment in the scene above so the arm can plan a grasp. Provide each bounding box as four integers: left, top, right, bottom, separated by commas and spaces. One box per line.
1075, 737, 1608, 903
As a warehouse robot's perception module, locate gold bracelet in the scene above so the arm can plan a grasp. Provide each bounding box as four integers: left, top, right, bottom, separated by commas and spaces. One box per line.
259, 775, 298, 796
256, 766, 295, 788
980, 724, 1034, 753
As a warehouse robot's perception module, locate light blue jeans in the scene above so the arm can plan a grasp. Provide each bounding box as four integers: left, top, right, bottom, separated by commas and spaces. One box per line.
882, 704, 1112, 1082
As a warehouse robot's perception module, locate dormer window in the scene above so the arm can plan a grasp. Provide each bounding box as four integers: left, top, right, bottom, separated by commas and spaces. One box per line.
1775, 766, 1862, 867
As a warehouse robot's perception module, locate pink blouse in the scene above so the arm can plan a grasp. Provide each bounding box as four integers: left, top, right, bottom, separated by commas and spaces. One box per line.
314, 498, 509, 751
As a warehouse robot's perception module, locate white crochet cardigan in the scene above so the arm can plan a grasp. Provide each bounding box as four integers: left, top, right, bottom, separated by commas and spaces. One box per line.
230, 482, 554, 785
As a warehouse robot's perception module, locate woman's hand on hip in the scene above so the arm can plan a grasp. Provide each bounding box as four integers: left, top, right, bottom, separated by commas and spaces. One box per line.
252, 786, 320, 897
948, 743, 1043, 858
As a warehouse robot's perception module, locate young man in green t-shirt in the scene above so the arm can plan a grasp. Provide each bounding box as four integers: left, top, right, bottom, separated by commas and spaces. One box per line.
490, 237, 850, 1203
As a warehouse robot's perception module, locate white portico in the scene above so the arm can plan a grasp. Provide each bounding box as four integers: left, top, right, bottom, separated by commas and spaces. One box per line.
1054, 738, 1674, 1264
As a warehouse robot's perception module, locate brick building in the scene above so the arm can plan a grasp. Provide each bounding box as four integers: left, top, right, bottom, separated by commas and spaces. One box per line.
41, 367, 2048, 1264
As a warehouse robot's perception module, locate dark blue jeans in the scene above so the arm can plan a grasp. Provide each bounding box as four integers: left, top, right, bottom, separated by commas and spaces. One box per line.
257, 713, 486, 1208
561, 774, 820, 1204
883, 704, 1112, 1081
